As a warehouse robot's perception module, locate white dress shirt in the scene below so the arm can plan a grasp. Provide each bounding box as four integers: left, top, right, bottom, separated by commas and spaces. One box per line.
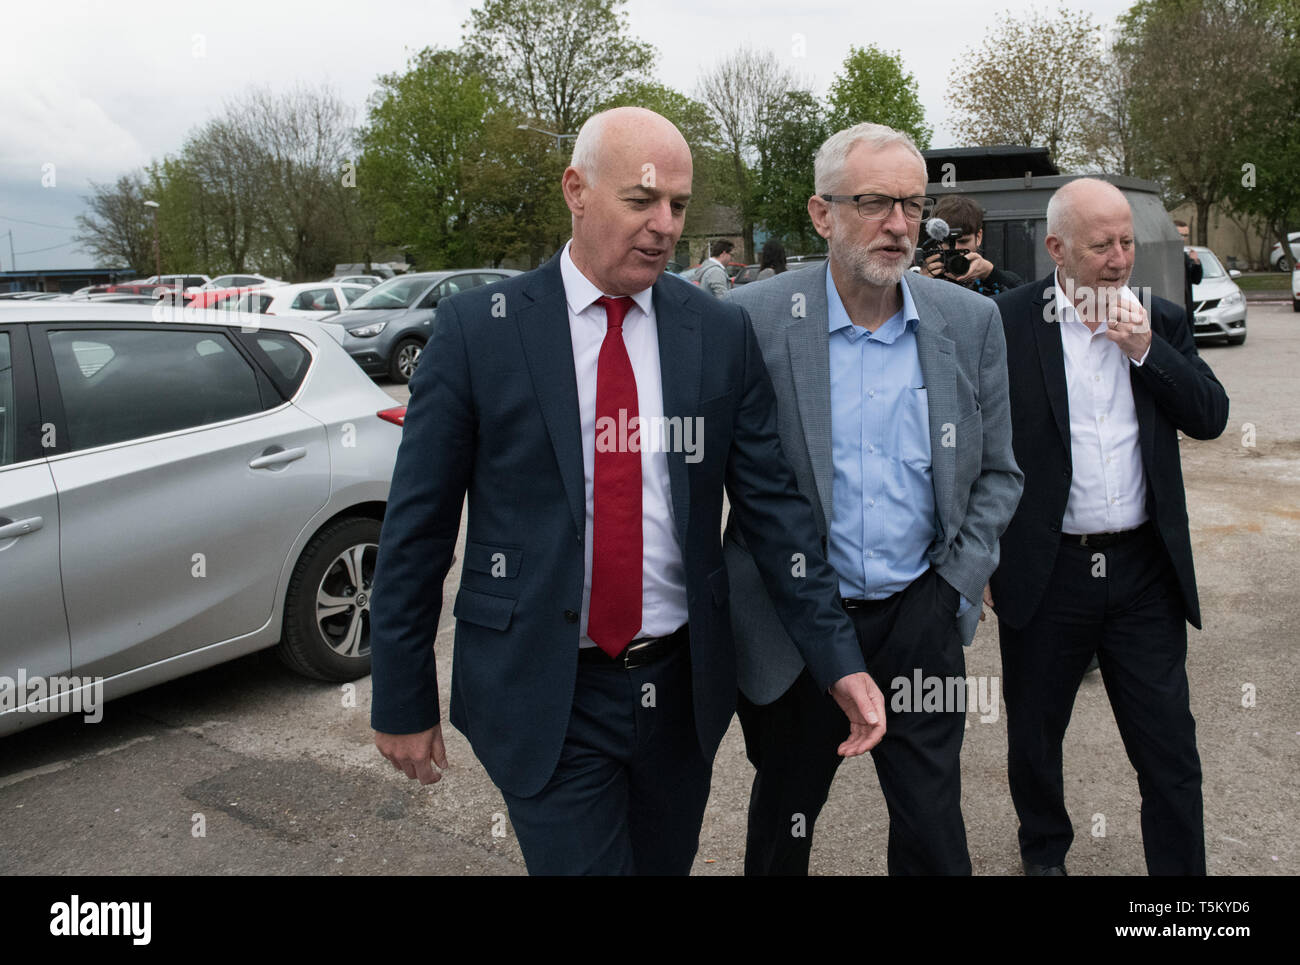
1053, 272, 1150, 535
560, 241, 689, 647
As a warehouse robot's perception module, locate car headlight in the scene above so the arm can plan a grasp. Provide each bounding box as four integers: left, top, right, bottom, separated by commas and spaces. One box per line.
1221, 291, 1245, 308
346, 321, 388, 337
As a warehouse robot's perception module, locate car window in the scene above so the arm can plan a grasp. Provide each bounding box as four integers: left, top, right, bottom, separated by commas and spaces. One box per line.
350, 276, 430, 310
249, 333, 311, 394
212, 276, 235, 288
235, 276, 262, 287
341, 286, 367, 304
1197, 250, 1226, 278
48, 329, 264, 451
0, 333, 13, 466
471, 273, 505, 288
291, 288, 338, 312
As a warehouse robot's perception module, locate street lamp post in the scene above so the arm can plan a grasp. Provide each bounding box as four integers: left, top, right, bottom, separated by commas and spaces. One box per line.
516, 124, 576, 151
143, 199, 161, 280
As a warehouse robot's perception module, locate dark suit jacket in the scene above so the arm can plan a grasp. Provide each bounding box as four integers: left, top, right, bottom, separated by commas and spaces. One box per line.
369, 254, 866, 798
989, 274, 1229, 630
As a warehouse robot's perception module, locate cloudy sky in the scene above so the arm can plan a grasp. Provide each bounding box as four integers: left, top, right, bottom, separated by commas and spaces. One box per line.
0, 0, 1133, 270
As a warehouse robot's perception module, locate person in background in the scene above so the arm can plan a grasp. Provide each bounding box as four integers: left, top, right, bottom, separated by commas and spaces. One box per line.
697, 239, 734, 297
921, 195, 1022, 296
757, 239, 787, 279
1174, 220, 1203, 324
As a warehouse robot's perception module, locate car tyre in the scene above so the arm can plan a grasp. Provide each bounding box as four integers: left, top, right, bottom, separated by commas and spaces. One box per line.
1292, 298, 1299, 313
277, 516, 380, 681
1278, 257, 1290, 272
388, 336, 423, 384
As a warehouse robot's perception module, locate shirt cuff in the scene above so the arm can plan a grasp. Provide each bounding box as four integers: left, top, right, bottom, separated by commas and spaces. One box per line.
957, 595, 975, 617
1131, 344, 1151, 366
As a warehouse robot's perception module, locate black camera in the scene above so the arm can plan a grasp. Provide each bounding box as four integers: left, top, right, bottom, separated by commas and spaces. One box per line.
919, 218, 972, 277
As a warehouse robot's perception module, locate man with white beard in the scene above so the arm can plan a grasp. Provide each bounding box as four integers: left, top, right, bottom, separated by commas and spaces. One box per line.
723, 122, 1022, 874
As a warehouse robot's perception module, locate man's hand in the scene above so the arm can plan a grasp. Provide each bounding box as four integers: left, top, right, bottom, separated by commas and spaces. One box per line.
1105, 290, 1153, 361
980, 583, 994, 622
1186, 248, 1200, 265
375, 725, 448, 785
951, 251, 993, 283
828, 672, 887, 757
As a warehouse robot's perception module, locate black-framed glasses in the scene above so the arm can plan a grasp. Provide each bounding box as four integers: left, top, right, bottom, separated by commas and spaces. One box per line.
819, 193, 935, 222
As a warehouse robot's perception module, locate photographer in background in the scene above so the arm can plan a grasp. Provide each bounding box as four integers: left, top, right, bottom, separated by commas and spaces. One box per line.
920, 195, 1023, 296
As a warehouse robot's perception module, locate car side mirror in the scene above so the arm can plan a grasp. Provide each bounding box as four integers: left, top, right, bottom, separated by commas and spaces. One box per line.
1229, 269, 1241, 278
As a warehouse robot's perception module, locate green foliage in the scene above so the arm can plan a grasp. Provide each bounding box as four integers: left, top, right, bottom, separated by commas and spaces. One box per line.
826, 45, 931, 149
754, 91, 829, 253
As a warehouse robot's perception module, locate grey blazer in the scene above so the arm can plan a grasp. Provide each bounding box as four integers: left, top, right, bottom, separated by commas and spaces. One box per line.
724, 265, 1024, 703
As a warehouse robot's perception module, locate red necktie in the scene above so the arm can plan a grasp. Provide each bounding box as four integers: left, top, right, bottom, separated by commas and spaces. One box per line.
588, 295, 642, 658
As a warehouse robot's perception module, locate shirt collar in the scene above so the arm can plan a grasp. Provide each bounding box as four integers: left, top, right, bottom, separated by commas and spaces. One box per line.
560, 240, 654, 319
826, 266, 919, 342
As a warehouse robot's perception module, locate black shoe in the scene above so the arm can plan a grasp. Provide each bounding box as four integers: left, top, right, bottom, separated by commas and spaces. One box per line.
1023, 860, 1068, 876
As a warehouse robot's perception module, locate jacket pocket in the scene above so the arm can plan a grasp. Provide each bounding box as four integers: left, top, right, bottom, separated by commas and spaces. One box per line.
453, 587, 517, 630
462, 541, 522, 579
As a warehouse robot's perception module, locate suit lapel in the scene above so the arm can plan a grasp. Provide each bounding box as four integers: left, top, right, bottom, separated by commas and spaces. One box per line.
1031, 274, 1072, 453
516, 256, 586, 537
905, 275, 957, 536
785, 266, 834, 533
653, 276, 701, 548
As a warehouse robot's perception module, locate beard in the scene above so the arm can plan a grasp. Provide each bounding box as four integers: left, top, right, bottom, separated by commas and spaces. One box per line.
837, 233, 915, 287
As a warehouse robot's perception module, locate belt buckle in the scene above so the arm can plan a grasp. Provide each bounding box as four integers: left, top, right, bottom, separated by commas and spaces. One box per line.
622, 637, 655, 669
1078, 533, 1090, 547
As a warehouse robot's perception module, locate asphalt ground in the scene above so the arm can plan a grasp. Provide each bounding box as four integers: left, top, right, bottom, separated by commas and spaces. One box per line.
1, 303, 1296, 878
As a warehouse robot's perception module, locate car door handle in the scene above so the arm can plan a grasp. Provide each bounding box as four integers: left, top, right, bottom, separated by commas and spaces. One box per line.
248, 446, 307, 470
0, 515, 44, 539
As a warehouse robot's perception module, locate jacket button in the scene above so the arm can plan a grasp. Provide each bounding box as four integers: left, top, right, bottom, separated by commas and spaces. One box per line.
564, 610, 579, 623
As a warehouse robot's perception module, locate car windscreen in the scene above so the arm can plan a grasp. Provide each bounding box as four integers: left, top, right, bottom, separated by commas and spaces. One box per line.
347, 276, 431, 310
1197, 250, 1226, 278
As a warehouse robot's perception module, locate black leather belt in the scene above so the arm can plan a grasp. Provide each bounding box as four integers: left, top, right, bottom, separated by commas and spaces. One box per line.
1062, 521, 1151, 549
578, 625, 688, 669
840, 593, 896, 611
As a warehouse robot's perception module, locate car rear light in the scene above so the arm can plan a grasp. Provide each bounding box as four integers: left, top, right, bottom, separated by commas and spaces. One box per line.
378, 406, 406, 427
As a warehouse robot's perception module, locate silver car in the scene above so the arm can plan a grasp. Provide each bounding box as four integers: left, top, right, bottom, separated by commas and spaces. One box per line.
1188, 246, 1247, 346
0, 303, 404, 736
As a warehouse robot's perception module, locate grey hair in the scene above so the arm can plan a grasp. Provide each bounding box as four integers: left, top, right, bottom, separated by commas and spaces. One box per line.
569, 110, 614, 186
1046, 178, 1128, 243
813, 122, 927, 194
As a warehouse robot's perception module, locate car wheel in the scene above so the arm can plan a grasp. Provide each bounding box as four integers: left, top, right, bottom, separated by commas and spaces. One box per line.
1227, 330, 1247, 346
277, 516, 380, 681
1292, 298, 1300, 313
1278, 257, 1291, 272
388, 337, 423, 383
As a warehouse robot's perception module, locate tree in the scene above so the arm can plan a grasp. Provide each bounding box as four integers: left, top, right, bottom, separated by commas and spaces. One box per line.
359, 48, 500, 269
74, 173, 155, 272
464, 0, 655, 137
697, 45, 805, 259
1121, 0, 1298, 249
1079, 31, 1138, 176
950, 5, 1107, 171
826, 45, 931, 149
754, 91, 829, 253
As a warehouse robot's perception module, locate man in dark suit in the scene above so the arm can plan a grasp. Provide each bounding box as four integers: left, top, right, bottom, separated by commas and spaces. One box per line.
724, 123, 1023, 875
989, 178, 1229, 876
368, 106, 886, 875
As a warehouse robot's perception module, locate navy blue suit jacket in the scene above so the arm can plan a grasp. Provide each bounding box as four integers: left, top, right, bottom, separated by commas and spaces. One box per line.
369, 254, 866, 797
990, 275, 1229, 631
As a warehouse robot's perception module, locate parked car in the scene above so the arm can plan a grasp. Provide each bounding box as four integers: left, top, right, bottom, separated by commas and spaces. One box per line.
199, 274, 286, 291
1291, 262, 1299, 312
786, 255, 829, 272
1187, 245, 1247, 345
326, 275, 383, 288
732, 265, 763, 286
674, 265, 703, 284
320, 269, 520, 383
1268, 231, 1300, 271
234, 282, 371, 319
0, 303, 406, 737
185, 286, 264, 309
141, 274, 211, 292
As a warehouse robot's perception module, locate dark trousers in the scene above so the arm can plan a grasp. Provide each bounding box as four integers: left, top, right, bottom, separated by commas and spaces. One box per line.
998, 526, 1206, 875
499, 637, 713, 875
737, 568, 971, 875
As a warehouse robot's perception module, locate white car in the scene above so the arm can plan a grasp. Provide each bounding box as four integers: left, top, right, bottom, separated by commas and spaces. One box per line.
1291, 263, 1299, 313
327, 275, 383, 288
0, 302, 405, 736
1269, 231, 1300, 271
234, 282, 371, 319
200, 273, 286, 291
1188, 246, 1247, 346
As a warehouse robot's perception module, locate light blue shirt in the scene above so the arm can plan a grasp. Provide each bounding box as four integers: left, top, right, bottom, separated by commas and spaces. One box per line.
825, 272, 973, 617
